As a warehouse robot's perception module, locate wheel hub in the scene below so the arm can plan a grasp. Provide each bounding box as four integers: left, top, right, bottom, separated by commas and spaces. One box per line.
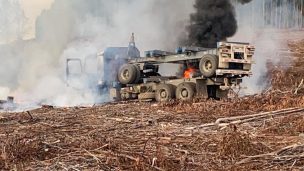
205, 61, 212, 71
122, 70, 129, 78
160, 90, 167, 98
181, 89, 188, 97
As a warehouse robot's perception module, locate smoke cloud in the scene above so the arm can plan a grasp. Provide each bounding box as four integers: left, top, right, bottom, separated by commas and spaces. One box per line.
0, 0, 25, 43
0, 0, 195, 108
184, 0, 255, 48
1, 0, 301, 108
185, 0, 237, 48
231, 0, 304, 94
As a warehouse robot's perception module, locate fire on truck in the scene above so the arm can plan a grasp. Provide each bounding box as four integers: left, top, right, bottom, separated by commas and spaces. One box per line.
66, 34, 255, 102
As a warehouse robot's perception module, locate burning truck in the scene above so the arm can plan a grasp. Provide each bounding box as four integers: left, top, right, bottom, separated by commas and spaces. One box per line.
66, 34, 255, 102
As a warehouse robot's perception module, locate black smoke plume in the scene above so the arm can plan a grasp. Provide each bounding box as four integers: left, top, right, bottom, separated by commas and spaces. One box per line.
186, 0, 237, 48
185, 0, 253, 48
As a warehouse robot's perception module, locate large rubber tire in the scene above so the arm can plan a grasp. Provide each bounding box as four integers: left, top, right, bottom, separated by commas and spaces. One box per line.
155, 84, 176, 102
199, 54, 218, 78
118, 64, 138, 84
176, 83, 196, 101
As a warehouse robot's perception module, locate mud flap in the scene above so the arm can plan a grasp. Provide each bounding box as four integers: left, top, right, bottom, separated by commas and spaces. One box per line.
216, 88, 229, 99
196, 79, 208, 98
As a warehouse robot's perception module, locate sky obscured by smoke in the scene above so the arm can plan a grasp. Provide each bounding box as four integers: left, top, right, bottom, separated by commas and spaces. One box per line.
0, 0, 25, 43
20, 0, 54, 39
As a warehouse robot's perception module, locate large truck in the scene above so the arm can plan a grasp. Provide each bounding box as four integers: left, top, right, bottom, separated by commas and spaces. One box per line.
66, 34, 255, 102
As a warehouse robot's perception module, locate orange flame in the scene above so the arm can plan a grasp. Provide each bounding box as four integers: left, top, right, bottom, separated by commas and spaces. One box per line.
184, 68, 196, 79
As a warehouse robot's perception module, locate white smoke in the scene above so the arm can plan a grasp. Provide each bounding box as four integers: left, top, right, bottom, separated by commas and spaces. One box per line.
0, 0, 25, 43
0, 0, 25, 101
0, 0, 195, 108
231, 1, 303, 94
5, 0, 300, 108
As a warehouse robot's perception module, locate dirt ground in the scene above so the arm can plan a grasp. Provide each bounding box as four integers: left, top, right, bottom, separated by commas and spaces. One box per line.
1, 40, 304, 170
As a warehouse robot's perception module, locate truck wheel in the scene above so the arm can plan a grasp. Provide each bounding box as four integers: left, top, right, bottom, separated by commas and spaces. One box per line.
199, 54, 218, 78
155, 84, 176, 102
121, 93, 126, 101
125, 93, 131, 99
176, 83, 196, 101
118, 64, 137, 84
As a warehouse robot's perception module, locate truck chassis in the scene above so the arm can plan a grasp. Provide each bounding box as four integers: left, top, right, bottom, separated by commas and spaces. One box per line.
110, 42, 255, 102
65, 34, 254, 102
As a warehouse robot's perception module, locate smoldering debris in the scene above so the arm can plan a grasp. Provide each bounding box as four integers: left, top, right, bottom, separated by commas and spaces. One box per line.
262, 39, 304, 92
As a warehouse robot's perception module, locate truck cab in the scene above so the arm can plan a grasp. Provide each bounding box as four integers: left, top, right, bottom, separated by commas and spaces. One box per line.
66, 33, 140, 99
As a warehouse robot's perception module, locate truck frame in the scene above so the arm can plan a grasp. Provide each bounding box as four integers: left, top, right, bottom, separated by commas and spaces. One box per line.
110, 41, 255, 102
66, 34, 255, 102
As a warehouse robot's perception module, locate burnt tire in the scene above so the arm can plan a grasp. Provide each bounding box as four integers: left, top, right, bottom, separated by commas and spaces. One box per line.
199, 54, 218, 78
155, 84, 176, 102
118, 64, 138, 84
176, 83, 196, 101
